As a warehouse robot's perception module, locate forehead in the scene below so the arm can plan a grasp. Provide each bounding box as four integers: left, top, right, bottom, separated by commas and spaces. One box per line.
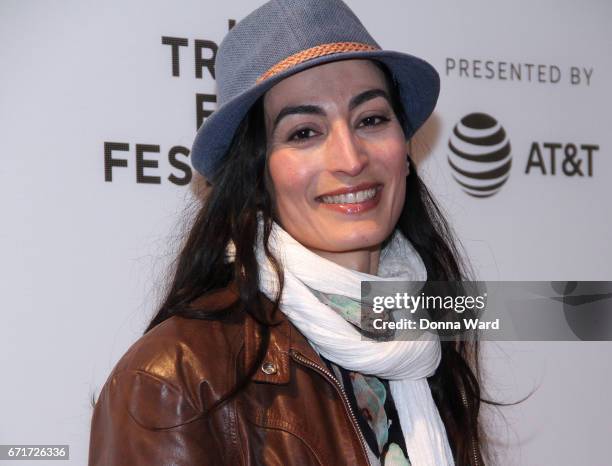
263, 59, 388, 112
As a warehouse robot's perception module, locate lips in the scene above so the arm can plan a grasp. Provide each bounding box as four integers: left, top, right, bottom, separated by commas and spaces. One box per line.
315, 182, 383, 215
316, 182, 382, 199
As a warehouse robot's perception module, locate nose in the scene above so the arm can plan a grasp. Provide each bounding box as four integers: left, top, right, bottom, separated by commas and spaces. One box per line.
325, 121, 368, 176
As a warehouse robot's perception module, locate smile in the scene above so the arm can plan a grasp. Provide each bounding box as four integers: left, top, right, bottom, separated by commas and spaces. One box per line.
315, 183, 383, 215
319, 186, 380, 204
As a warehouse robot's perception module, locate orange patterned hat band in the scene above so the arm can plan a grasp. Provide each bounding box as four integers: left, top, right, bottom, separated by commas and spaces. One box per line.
256, 42, 380, 83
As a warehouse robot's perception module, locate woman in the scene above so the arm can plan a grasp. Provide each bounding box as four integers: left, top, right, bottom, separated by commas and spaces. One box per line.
89, 0, 488, 465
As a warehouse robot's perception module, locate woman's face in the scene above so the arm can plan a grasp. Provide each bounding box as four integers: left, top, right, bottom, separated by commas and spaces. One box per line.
263, 59, 407, 256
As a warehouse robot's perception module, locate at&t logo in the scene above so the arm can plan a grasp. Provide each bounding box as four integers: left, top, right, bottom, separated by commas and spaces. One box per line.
448, 113, 512, 198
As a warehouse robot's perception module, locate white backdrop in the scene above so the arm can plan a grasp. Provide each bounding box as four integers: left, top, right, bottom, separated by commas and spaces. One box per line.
1, 0, 611, 465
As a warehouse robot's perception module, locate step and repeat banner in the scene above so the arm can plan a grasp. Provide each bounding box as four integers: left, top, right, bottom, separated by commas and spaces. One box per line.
1, 0, 610, 464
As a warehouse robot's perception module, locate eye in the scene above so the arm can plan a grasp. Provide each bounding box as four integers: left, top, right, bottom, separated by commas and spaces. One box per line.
288, 127, 317, 143
359, 115, 390, 127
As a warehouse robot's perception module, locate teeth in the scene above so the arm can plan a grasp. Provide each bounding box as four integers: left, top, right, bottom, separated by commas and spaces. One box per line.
320, 187, 378, 204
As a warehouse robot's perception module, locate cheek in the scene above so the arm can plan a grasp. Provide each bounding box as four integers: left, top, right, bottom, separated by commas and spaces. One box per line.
371, 122, 407, 166
389, 150, 407, 174
376, 138, 408, 214
377, 136, 408, 178
267, 153, 315, 213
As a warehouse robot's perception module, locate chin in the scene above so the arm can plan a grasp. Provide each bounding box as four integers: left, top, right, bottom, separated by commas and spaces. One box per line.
326, 229, 390, 252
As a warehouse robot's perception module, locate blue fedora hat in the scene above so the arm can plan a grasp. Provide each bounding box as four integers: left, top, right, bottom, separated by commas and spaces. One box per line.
191, 0, 440, 179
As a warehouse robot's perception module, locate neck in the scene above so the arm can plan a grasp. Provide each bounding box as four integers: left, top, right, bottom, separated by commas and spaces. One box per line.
310, 245, 382, 275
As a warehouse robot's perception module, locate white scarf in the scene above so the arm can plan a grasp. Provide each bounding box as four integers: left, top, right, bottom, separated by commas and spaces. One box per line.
227, 218, 455, 466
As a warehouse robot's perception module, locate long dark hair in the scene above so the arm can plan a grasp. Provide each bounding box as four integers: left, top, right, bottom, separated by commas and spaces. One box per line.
148, 60, 496, 465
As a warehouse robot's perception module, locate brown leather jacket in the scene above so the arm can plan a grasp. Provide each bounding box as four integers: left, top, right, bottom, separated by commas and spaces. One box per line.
89, 283, 372, 466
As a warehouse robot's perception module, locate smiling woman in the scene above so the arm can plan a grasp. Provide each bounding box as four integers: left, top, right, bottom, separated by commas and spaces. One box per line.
89, 1, 489, 465
264, 60, 407, 273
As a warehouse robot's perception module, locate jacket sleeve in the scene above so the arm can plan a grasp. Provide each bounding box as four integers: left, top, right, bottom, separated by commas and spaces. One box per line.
88, 369, 227, 466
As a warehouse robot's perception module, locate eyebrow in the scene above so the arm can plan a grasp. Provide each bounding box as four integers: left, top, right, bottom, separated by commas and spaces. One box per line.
270, 88, 391, 134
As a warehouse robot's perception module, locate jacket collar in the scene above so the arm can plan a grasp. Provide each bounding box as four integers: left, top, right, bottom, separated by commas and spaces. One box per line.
244, 294, 324, 385
191, 280, 325, 385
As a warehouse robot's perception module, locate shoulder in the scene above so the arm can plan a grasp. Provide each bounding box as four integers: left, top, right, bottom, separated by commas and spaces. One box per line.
113, 283, 245, 384
90, 306, 247, 465
115, 312, 245, 380
97, 309, 246, 428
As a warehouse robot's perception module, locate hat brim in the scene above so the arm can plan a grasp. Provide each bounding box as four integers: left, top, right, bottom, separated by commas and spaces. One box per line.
191, 49, 440, 179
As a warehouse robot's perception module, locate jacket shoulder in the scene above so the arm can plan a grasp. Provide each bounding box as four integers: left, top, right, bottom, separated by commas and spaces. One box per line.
99, 310, 245, 428
116, 312, 245, 380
